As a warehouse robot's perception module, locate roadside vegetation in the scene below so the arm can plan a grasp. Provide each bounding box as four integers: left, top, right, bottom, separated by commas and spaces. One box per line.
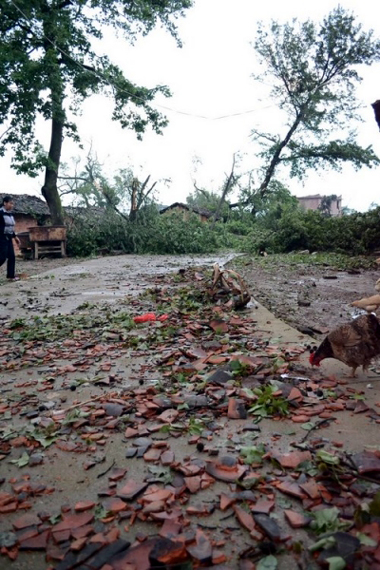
65, 196, 380, 260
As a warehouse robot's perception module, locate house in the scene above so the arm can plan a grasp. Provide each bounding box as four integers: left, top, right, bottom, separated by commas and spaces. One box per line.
0, 193, 105, 256
159, 202, 219, 222
0, 193, 106, 226
297, 194, 342, 217
0, 193, 51, 234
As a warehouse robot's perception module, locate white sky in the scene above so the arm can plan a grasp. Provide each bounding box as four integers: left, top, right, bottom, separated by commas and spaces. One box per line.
2, 0, 380, 211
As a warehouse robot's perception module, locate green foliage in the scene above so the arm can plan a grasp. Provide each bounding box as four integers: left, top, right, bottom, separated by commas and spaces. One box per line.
310, 507, 349, 535
60, 154, 161, 221
0, 0, 193, 173
248, 384, 289, 419
0, 0, 192, 223
10, 452, 30, 468
246, 7, 380, 203
224, 219, 252, 236
242, 206, 380, 255
240, 443, 266, 465
8, 306, 135, 343
257, 556, 278, 570
66, 209, 236, 256
186, 188, 226, 214
140, 212, 221, 254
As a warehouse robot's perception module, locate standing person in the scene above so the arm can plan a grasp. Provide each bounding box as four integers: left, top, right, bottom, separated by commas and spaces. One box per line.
0, 196, 20, 281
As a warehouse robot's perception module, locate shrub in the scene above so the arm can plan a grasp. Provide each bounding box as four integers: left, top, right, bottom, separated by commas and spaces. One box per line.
66, 209, 235, 256
241, 206, 380, 255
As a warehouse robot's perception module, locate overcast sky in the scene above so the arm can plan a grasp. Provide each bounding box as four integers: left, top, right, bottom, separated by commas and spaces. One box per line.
2, 0, 380, 211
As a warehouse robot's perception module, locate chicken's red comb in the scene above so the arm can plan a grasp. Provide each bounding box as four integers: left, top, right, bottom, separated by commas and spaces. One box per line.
309, 353, 320, 366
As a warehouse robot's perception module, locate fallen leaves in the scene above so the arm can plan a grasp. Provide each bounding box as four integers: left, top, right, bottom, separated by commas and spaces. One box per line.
1, 264, 380, 569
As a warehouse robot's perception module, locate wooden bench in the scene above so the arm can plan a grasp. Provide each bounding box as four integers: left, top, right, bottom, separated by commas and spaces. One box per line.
33, 240, 66, 260
28, 226, 67, 260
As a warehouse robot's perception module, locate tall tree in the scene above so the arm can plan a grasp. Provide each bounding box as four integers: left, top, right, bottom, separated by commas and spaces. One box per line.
247, 7, 380, 204
0, 0, 192, 224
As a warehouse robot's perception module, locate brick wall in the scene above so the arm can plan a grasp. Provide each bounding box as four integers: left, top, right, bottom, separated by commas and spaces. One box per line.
14, 215, 40, 255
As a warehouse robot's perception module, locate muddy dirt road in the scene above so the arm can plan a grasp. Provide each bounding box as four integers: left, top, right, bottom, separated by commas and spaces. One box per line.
231, 254, 380, 339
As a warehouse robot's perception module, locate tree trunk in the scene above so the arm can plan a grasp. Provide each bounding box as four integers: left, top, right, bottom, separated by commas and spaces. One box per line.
212, 154, 237, 229
129, 178, 139, 221
42, 116, 65, 225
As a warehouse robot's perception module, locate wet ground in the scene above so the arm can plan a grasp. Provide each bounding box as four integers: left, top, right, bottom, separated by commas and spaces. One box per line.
0, 253, 379, 570
1, 253, 238, 320
230, 254, 380, 338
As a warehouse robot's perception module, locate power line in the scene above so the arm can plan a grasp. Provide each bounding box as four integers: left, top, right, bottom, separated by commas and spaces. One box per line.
7, 0, 276, 121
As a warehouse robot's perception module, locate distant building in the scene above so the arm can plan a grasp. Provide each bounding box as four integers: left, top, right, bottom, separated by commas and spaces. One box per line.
297, 194, 342, 217
159, 202, 219, 222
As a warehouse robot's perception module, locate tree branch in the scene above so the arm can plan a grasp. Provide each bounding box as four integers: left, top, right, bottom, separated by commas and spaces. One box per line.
212, 154, 237, 227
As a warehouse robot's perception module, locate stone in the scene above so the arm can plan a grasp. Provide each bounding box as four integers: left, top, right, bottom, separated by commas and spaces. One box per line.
253, 514, 282, 541
103, 403, 124, 417
207, 369, 233, 386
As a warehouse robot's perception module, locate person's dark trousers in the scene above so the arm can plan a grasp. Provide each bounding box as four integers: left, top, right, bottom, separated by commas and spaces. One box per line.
0, 237, 15, 279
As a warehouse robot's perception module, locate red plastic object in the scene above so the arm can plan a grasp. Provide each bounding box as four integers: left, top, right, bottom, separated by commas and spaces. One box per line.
133, 313, 156, 323
157, 314, 169, 322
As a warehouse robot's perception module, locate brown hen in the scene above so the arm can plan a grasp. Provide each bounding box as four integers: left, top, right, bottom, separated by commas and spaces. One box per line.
309, 314, 380, 377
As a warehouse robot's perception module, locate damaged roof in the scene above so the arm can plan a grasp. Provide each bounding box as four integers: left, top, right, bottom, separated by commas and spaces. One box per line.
0, 193, 50, 215
159, 202, 219, 219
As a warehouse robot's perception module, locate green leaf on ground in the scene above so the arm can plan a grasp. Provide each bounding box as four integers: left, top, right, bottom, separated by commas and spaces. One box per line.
326, 556, 346, 570
10, 452, 30, 467
257, 555, 278, 570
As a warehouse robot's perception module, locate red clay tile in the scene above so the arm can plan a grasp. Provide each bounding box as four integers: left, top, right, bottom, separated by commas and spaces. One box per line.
205, 457, 247, 482
13, 513, 41, 529
275, 450, 311, 469
287, 387, 303, 402
234, 505, 255, 531
103, 498, 128, 513
117, 480, 148, 500
220, 493, 235, 511
159, 519, 182, 539
291, 415, 309, 423
142, 500, 166, 514
157, 409, 179, 423
300, 480, 320, 500
161, 451, 175, 466
284, 509, 310, 528
251, 499, 275, 514
109, 468, 128, 482
70, 537, 87, 551
19, 530, 50, 550
74, 501, 95, 512
52, 529, 71, 544
150, 538, 187, 565
276, 481, 306, 500
53, 512, 94, 532
142, 489, 173, 503
71, 524, 94, 539
0, 502, 17, 513
125, 427, 139, 438
16, 527, 39, 542
227, 398, 247, 419
187, 529, 212, 562
105, 527, 120, 543
143, 448, 162, 462
184, 476, 201, 493
89, 532, 108, 544
212, 549, 227, 564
